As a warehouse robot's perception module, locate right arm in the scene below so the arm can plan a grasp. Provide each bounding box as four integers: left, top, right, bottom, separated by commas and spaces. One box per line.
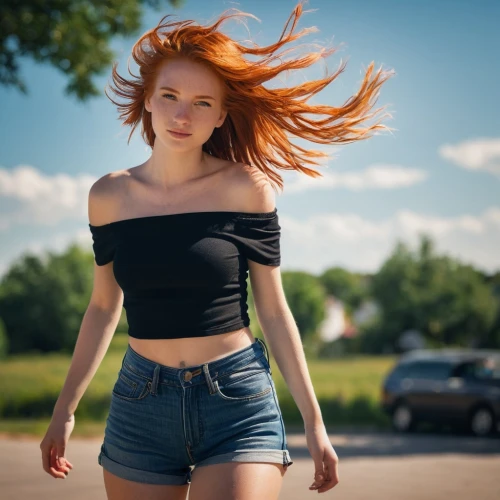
40, 174, 124, 479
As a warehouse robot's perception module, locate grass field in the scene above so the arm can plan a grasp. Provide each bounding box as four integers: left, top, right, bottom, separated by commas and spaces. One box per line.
0, 334, 396, 436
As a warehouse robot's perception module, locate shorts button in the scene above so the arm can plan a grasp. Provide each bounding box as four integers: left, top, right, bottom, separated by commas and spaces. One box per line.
184, 371, 192, 382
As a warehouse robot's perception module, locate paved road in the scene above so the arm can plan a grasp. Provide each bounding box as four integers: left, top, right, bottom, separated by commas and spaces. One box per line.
1, 429, 499, 499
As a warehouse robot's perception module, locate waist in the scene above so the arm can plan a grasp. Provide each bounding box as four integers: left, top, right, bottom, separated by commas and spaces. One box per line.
121, 337, 269, 389
128, 327, 255, 368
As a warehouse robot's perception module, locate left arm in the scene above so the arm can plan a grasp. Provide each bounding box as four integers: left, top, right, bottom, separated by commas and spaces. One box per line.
248, 243, 339, 493
237, 164, 339, 493
248, 262, 323, 428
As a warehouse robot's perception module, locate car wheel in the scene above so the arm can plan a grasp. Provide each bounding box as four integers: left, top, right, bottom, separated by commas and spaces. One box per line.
392, 401, 415, 432
468, 406, 495, 437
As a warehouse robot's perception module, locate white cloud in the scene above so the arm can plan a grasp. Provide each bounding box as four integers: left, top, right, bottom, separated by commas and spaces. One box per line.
439, 137, 500, 176
0, 165, 96, 231
23, 228, 92, 256
284, 164, 428, 194
280, 207, 500, 274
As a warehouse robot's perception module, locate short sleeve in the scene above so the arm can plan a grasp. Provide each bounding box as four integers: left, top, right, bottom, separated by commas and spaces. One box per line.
235, 210, 281, 266
88, 224, 115, 266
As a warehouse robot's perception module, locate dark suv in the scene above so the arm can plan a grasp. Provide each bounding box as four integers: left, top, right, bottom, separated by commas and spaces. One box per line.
381, 349, 500, 437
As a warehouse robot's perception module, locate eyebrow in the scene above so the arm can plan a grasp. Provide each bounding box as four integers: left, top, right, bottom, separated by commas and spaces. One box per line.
159, 86, 216, 100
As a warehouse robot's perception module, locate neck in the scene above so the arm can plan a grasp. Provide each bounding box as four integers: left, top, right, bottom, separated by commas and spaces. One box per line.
145, 142, 210, 189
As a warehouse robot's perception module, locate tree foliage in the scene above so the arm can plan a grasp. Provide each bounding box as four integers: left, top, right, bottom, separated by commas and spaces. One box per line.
281, 271, 327, 341
319, 266, 370, 312
370, 235, 499, 350
0, 317, 8, 359
0, 0, 183, 100
0, 245, 94, 354
0, 234, 498, 355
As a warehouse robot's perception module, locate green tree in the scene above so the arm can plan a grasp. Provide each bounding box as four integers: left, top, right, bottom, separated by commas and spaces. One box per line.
370, 235, 499, 351
281, 271, 326, 342
1, 0, 184, 100
0, 317, 9, 359
0, 244, 94, 354
319, 266, 370, 313
484, 270, 500, 348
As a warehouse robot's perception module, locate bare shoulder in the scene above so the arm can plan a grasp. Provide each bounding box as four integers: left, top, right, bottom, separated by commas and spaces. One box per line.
229, 162, 276, 213
88, 169, 131, 226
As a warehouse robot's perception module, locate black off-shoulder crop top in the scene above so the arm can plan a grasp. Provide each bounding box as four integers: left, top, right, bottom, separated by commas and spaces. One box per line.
88, 209, 280, 339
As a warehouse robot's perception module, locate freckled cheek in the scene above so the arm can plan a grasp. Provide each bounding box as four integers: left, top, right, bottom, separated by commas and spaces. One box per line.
155, 101, 173, 115
150, 110, 166, 128
150, 105, 175, 127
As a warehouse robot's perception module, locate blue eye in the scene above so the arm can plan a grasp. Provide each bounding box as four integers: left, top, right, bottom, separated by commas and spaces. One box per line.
161, 94, 211, 107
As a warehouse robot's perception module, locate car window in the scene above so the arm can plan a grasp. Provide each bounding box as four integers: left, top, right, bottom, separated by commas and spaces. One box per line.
455, 359, 500, 380
452, 362, 476, 378
389, 364, 410, 380
402, 361, 452, 380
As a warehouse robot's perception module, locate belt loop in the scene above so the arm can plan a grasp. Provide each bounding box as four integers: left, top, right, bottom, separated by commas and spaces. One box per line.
150, 364, 160, 396
258, 338, 270, 364
202, 363, 217, 395
257, 338, 272, 374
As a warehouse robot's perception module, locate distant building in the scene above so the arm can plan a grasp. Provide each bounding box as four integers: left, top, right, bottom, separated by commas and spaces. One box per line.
319, 296, 345, 342
319, 296, 356, 341
319, 296, 380, 342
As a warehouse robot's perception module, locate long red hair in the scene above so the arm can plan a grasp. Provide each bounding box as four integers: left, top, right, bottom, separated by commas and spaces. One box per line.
107, 2, 394, 191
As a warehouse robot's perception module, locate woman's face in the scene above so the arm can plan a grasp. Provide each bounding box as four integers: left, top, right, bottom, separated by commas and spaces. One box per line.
145, 58, 227, 150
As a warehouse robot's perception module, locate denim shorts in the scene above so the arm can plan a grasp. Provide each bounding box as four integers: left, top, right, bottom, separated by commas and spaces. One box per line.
98, 338, 293, 485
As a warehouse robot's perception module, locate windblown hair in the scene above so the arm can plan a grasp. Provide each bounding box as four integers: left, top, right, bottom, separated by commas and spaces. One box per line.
107, 1, 394, 191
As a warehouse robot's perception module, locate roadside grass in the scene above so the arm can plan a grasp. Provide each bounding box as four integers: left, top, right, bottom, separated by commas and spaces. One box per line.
0, 334, 395, 436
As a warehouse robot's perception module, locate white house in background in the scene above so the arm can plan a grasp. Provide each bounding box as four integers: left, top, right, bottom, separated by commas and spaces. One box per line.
319, 296, 380, 342
319, 296, 346, 342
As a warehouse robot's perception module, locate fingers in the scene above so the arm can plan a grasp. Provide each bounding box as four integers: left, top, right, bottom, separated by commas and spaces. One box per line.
309, 456, 339, 493
56, 442, 73, 470
56, 442, 66, 465
40, 440, 70, 479
309, 468, 326, 491
316, 466, 339, 493
50, 446, 71, 477
309, 449, 328, 491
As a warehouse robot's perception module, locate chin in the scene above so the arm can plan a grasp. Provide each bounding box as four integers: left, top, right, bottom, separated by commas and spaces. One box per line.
155, 135, 195, 149
159, 132, 213, 150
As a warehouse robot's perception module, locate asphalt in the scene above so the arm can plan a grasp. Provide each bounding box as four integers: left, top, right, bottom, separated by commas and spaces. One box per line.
1, 429, 499, 499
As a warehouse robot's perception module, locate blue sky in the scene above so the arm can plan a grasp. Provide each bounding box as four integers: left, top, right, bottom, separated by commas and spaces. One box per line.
1, 0, 499, 278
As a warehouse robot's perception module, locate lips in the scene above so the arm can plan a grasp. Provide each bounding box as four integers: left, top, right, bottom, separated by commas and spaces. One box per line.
169, 130, 191, 135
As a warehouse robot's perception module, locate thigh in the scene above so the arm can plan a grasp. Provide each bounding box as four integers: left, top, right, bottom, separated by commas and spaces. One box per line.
188, 462, 285, 500
103, 469, 190, 500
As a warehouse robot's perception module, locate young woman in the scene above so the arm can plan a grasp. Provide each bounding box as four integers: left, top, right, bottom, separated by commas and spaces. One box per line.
40, 3, 392, 498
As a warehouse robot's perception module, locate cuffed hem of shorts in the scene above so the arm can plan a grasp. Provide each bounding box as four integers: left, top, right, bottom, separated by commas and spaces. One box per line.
98, 450, 191, 485
194, 449, 294, 468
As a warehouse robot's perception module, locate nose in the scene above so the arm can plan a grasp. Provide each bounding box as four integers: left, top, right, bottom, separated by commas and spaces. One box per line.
173, 104, 191, 125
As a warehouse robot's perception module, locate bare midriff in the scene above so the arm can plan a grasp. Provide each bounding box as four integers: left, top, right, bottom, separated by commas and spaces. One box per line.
128, 326, 256, 368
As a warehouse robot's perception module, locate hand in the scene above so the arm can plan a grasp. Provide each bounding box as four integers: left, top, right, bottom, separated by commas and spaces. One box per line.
305, 423, 339, 493
39, 411, 75, 479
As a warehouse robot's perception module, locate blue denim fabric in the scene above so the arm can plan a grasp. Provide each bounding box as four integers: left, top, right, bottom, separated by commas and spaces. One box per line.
98, 338, 293, 485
